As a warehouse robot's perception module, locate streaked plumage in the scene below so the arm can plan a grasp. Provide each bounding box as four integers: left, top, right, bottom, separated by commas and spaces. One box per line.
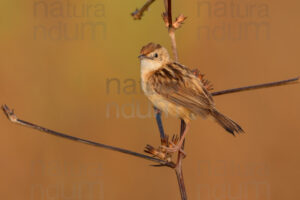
139, 43, 243, 139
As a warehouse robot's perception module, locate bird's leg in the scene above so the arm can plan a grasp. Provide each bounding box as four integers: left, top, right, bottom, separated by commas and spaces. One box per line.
180, 119, 186, 148
162, 121, 190, 155
154, 107, 166, 140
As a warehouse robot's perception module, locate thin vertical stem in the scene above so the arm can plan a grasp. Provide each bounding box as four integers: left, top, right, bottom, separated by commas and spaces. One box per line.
169, 29, 178, 62
175, 119, 188, 199
163, 0, 187, 199
164, 0, 168, 17
164, 0, 178, 61
175, 165, 187, 200
167, 0, 172, 27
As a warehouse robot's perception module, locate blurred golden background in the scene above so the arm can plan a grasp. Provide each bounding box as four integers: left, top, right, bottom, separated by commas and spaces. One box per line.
0, 0, 299, 199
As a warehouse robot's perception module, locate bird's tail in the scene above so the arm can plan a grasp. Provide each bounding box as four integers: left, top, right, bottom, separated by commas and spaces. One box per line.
210, 109, 244, 136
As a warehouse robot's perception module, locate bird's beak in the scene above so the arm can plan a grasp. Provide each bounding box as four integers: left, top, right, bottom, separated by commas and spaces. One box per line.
138, 54, 146, 59
138, 54, 153, 60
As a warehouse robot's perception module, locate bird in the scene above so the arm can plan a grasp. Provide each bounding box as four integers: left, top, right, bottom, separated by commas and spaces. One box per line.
138, 42, 244, 153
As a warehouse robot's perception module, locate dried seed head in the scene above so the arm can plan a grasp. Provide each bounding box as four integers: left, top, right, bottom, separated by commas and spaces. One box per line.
192, 69, 214, 91
173, 14, 187, 29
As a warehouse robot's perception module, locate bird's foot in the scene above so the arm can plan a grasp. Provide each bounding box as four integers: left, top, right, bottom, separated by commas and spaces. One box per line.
144, 134, 185, 162
160, 142, 186, 158
161, 134, 186, 157
144, 144, 173, 162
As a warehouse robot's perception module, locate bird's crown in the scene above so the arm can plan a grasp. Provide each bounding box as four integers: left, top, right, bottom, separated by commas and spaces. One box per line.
140, 43, 162, 55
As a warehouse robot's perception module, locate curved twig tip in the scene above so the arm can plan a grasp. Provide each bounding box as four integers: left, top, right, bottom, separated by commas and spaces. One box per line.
131, 0, 156, 20
2, 104, 18, 123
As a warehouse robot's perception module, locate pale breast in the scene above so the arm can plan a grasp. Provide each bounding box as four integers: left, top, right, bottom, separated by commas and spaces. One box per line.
140, 60, 196, 121
141, 81, 195, 121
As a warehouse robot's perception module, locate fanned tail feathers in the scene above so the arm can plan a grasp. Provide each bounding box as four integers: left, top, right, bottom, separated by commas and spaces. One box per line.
210, 109, 244, 136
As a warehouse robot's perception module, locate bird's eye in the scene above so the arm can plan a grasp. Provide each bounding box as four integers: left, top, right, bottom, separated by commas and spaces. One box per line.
154, 53, 158, 58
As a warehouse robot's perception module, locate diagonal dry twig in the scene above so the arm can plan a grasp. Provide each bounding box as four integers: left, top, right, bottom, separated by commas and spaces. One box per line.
131, 0, 156, 20
1, 104, 176, 168
212, 77, 299, 96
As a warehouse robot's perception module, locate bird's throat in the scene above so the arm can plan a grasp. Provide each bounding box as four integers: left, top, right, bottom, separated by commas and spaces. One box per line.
140, 59, 162, 80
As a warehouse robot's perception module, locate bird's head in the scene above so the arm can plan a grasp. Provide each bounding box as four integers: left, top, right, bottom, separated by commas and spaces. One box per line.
139, 43, 170, 66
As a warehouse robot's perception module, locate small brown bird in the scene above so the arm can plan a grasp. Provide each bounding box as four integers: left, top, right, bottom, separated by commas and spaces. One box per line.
139, 43, 243, 153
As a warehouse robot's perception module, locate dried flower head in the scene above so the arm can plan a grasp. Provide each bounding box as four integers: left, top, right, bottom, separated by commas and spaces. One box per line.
173, 14, 187, 30
192, 69, 214, 91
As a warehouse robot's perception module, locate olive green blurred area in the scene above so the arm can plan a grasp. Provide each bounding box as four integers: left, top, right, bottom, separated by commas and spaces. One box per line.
0, 0, 299, 199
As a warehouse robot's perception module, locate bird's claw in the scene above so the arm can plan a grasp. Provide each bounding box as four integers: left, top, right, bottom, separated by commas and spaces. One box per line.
145, 134, 186, 162
160, 144, 186, 157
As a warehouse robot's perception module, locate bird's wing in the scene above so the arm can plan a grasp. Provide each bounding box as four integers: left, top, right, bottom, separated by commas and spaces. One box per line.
148, 62, 214, 114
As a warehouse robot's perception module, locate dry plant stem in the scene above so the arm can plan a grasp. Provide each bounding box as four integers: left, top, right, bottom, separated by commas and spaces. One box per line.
175, 120, 187, 200
212, 76, 299, 96
164, 0, 179, 61
169, 30, 178, 62
175, 165, 187, 200
1, 105, 175, 168
163, 0, 187, 199
131, 0, 156, 20
166, 0, 172, 25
